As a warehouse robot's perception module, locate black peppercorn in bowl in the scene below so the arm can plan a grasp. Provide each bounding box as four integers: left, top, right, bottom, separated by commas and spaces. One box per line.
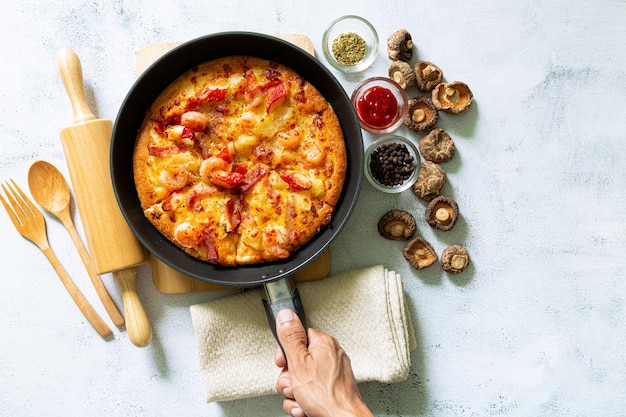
364, 135, 420, 193
322, 15, 379, 73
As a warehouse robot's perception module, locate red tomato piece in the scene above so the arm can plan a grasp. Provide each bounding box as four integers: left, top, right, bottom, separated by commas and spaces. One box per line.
239, 166, 268, 192
209, 172, 246, 189
200, 230, 219, 261
225, 197, 241, 232
267, 82, 287, 112
279, 173, 310, 190
148, 145, 180, 157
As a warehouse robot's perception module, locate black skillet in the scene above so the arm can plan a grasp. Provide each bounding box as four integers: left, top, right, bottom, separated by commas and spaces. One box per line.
110, 32, 363, 339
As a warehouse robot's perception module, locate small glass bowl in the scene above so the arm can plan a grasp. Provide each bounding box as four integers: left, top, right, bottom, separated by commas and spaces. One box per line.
322, 15, 379, 73
364, 135, 420, 193
351, 77, 408, 134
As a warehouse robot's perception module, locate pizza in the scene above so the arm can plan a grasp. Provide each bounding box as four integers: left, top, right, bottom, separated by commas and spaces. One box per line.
133, 55, 346, 266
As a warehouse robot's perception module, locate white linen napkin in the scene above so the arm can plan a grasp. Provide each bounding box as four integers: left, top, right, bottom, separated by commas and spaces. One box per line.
189, 264, 416, 403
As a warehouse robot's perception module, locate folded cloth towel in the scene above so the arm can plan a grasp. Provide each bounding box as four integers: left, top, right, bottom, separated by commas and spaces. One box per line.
190, 264, 417, 403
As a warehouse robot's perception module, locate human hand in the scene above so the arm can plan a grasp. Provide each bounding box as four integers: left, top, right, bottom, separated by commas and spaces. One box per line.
274, 309, 374, 417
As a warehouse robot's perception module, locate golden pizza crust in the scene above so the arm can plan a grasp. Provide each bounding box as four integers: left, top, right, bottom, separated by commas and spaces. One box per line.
133, 55, 346, 265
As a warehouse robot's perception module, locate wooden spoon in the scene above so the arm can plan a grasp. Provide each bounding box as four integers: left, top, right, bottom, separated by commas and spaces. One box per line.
28, 160, 125, 327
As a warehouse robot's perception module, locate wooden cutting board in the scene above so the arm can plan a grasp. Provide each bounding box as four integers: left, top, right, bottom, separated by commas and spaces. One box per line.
137, 34, 331, 294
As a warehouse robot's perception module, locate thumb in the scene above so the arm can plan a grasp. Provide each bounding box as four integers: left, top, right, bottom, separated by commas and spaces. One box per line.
275, 309, 307, 364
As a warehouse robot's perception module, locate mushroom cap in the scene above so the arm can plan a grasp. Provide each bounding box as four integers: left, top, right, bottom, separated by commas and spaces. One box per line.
440, 245, 470, 273
412, 161, 447, 201
404, 97, 439, 133
403, 237, 437, 269
425, 195, 459, 231
432, 81, 474, 114
388, 60, 415, 89
418, 128, 455, 163
377, 210, 417, 241
414, 61, 443, 92
387, 29, 413, 61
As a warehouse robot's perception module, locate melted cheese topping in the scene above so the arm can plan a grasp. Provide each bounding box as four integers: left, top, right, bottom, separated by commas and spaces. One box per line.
134, 55, 346, 265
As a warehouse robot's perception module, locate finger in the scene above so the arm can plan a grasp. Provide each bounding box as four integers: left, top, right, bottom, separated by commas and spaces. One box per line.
283, 398, 305, 417
307, 327, 343, 352
306, 326, 323, 343
275, 345, 287, 368
276, 371, 294, 399
275, 309, 307, 365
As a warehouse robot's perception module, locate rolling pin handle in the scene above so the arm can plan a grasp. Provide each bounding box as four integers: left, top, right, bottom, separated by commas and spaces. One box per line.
56, 48, 96, 124
113, 268, 152, 348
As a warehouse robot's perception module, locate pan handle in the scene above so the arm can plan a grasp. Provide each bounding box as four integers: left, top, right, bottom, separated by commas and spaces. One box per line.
263, 276, 308, 357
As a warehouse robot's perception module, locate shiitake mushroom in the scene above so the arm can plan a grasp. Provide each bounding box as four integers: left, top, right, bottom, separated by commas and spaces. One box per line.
440, 245, 470, 273
414, 61, 443, 92
403, 237, 437, 269
412, 161, 447, 201
432, 81, 474, 114
387, 29, 413, 61
404, 97, 438, 133
377, 210, 417, 241
418, 128, 455, 163
388, 60, 415, 89
425, 196, 459, 231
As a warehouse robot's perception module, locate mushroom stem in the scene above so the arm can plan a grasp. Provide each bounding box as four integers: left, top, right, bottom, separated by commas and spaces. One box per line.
451, 255, 467, 270
412, 109, 425, 123
445, 87, 460, 104
435, 208, 450, 222
422, 64, 437, 81
389, 223, 405, 237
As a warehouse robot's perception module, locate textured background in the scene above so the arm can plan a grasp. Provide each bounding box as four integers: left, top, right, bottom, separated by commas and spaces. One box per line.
1, 0, 625, 416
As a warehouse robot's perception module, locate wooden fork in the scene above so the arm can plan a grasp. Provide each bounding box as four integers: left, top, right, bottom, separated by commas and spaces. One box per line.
0, 179, 112, 338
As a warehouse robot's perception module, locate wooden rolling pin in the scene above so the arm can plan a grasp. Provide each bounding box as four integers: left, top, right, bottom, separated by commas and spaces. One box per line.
57, 48, 152, 347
